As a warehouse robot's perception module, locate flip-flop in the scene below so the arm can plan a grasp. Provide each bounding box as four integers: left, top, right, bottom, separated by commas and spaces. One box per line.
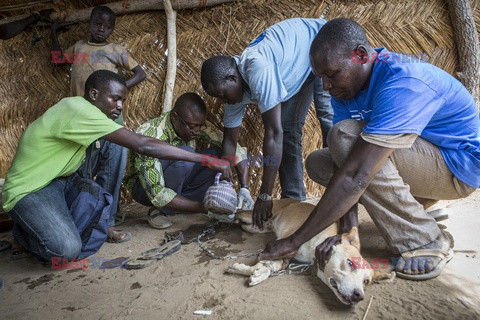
426, 208, 449, 222
10, 250, 33, 261
396, 248, 454, 280
148, 209, 173, 229
106, 230, 132, 243
396, 230, 454, 281
123, 240, 181, 270
0, 240, 12, 252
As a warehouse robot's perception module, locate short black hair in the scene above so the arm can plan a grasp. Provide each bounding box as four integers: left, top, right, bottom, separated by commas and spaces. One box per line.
90, 5, 116, 24
173, 92, 206, 116
200, 56, 235, 91
310, 18, 369, 57
84, 69, 126, 96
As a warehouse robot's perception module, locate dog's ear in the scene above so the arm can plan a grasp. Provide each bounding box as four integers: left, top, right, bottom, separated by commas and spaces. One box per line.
372, 270, 396, 283
341, 227, 361, 250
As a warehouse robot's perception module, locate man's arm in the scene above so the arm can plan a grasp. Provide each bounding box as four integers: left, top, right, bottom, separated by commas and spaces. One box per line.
50, 21, 72, 67
164, 194, 206, 213
258, 137, 393, 260
104, 127, 232, 178
125, 65, 146, 88
252, 104, 283, 228
0, 10, 51, 40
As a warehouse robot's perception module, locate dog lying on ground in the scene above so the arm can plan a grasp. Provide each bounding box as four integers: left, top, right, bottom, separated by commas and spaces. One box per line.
226, 199, 394, 305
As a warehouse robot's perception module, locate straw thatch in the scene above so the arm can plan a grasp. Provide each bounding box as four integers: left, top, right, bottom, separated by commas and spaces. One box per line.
1, 0, 479, 200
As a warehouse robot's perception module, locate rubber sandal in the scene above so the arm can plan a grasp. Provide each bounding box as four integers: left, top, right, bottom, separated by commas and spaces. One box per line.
426, 208, 449, 222
10, 250, 33, 261
123, 240, 181, 270
148, 208, 172, 229
396, 230, 454, 281
0, 240, 12, 252
396, 248, 454, 280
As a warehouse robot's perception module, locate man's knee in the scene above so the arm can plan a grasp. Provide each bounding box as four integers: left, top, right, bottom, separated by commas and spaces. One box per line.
305, 150, 333, 187
47, 237, 82, 261
327, 120, 365, 165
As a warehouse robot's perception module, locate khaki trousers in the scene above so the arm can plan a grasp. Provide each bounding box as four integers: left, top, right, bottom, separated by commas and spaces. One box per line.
306, 120, 475, 253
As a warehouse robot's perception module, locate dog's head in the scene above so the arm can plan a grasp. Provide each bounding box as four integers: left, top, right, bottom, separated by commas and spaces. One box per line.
316, 227, 394, 306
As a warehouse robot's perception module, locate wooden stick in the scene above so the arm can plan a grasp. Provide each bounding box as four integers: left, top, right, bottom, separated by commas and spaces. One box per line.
362, 296, 374, 320
162, 0, 177, 112
0, 0, 236, 25
447, 0, 480, 108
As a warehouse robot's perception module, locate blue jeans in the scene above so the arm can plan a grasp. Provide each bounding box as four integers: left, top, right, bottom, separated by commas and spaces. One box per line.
131, 146, 221, 214
77, 139, 127, 227
279, 74, 327, 200
8, 178, 82, 261
313, 77, 333, 147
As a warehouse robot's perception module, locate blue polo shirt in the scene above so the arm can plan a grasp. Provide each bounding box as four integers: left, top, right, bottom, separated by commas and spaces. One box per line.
332, 48, 480, 188
224, 18, 326, 128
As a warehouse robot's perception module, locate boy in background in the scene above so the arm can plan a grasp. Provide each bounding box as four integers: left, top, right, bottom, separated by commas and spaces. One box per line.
51, 5, 146, 242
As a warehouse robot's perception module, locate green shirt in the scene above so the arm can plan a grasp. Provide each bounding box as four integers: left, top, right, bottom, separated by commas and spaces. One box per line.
2, 96, 122, 211
124, 111, 247, 208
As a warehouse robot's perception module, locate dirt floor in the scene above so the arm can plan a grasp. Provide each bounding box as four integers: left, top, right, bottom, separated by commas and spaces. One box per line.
0, 191, 479, 320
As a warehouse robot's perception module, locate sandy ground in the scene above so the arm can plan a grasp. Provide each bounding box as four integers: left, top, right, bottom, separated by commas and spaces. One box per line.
0, 191, 479, 320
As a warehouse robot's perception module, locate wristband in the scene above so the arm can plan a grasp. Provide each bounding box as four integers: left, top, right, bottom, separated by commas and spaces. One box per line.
240, 184, 249, 190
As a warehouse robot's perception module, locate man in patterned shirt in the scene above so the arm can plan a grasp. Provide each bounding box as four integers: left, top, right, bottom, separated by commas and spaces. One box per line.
124, 92, 251, 229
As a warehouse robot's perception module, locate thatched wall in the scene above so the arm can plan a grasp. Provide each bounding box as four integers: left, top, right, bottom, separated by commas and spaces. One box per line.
1, 0, 479, 199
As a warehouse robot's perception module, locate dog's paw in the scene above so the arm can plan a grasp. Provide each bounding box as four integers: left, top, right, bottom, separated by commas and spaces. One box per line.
373, 270, 396, 283
225, 262, 254, 276
248, 266, 271, 286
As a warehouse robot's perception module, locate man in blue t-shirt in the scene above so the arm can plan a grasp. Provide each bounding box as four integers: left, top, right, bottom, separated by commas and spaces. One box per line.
259, 18, 479, 281
201, 18, 332, 227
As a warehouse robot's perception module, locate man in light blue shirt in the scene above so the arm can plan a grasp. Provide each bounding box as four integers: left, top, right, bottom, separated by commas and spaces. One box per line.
201, 18, 330, 227
259, 18, 479, 282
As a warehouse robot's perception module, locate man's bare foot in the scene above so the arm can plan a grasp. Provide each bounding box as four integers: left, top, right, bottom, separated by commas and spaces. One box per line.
106, 227, 132, 243
395, 231, 453, 279
10, 241, 32, 260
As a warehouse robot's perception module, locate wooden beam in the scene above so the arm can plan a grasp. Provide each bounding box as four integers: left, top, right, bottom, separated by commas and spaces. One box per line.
162, 0, 177, 112
0, 0, 236, 24
447, 0, 480, 108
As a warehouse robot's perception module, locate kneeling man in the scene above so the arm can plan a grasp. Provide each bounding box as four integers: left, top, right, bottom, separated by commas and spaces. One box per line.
2, 70, 231, 262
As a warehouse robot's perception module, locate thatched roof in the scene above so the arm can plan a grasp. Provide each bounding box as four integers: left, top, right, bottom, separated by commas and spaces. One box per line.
1, 0, 479, 199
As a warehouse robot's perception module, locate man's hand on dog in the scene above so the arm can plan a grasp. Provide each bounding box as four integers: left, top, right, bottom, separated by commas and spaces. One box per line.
252, 198, 273, 229
315, 235, 342, 271
258, 237, 298, 261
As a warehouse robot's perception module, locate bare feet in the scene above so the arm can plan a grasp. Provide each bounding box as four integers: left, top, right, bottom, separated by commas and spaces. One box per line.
106, 227, 131, 243
395, 231, 453, 277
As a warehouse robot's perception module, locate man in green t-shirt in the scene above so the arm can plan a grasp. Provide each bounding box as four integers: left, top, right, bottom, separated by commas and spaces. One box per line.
2, 70, 231, 262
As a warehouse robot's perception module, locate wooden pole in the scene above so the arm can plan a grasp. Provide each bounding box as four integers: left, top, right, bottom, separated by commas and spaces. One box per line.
0, 0, 236, 24
447, 0, 480, 109
162, 0, 177, 112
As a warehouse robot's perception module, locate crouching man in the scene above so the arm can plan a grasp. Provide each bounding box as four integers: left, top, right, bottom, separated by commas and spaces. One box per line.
124, 92, 252, 229
2, 70, 231, 262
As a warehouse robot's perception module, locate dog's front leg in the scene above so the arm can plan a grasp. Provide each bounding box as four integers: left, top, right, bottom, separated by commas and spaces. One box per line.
226, 262, 265, 276
248, 260, 284, 286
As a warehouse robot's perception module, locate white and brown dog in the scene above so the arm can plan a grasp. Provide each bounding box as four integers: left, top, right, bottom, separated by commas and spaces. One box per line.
227, 199, 394, 305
